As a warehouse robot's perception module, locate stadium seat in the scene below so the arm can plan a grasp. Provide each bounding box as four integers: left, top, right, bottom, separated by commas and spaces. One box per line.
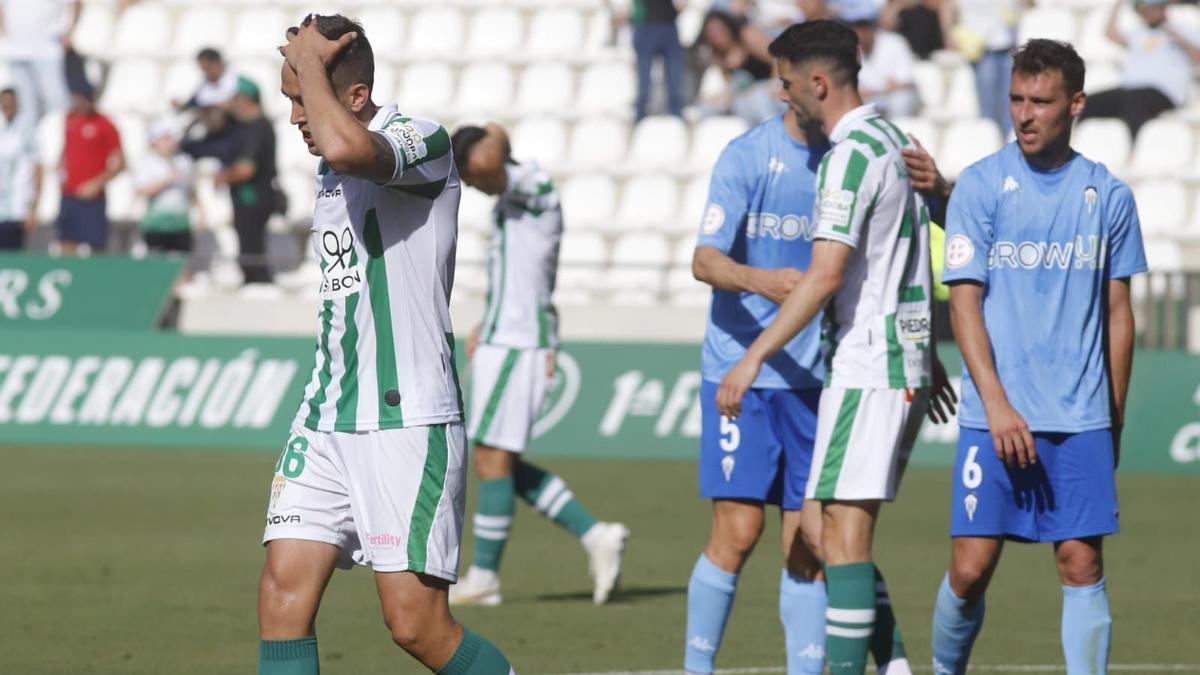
560, 173, 618, 229
464, 6, 524, 58
566, 116, 629, 169
111, 3, 172, 56
677, 6, 707, 46
173, 7, 232, 58
610, 232, 671, 267
1083, 62, 1120, 96
453, 63, 514, 115
558, 230, 608, 292
1073, 118, 1131, 171
514, 63, 574, 115
606, 232, 669, 299
408, 7, 465, 57
1077, 6, 1135, 64
1169, 3, 1200, 31
677, 175, 710, 233
456, 232, 488, 267
617, 173, 680, 229
231, 7, 287, 58
941, 64, 980, 120
106, 174, 139, 223
371, 62, 398, 107
458, 187, 494, 233
36, 112, 65, 167
688, 116, 749, 172
1017, 7, 1076, 45
101, 60, 164, 114
628, 115, 688, 170
162, 59, 201, 108
352, 6, 407, 59
398, 63, 456, 118
113, 114, 148, 167
527, 7, 585, 57
1143, 239, 1181, 272
939, 118, 1003, 179
73, 3, 115, 57
576, 63, 637, 116
279, 170, 316, 225
1133, 180, 1187, 237
911, 61, 944, 113
1132, 118, 1194, 177
240, 60, 290, 119
510, 117, 568, 170
667, 266, 708, 298
673, 234, 698, 266
36, 169, 59, 224
890, 116, 938, 157
275, 119, 319, 173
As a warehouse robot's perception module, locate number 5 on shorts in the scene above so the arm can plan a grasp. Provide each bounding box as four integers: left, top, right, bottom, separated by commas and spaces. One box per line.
275, 436, 309, 479
719, 416, 740, 452
962, 445, 983, 489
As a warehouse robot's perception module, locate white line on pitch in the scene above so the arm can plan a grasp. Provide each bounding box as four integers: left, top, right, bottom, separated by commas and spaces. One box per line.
552, 665, 1200, 675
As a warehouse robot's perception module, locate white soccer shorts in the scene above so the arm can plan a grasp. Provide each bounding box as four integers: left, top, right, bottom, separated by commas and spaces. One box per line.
805, 387, 929, 502
262, 421, 467, 581
466, 344, 552, 453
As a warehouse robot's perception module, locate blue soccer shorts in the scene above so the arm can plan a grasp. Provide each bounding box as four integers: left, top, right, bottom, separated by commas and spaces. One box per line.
950, 427, 1119, 543
698, 380, 821, 510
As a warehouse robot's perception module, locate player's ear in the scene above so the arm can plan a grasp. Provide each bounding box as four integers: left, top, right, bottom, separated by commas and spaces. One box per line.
344, 82, 371, 113
1069, 90, 1086, 118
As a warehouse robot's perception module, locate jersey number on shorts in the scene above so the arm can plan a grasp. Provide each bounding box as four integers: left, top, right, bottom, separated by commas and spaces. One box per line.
719, 416, 740, 452
275, 436, 310, 479
962, 445, 983, 489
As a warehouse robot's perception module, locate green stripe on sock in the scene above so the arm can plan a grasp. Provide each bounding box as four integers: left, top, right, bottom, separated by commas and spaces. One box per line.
408, 424, 449, 573
826, 562, 878, 675
474, 349, 519, 443
364, 209, 402, 427
259, 636, 318, 675
473, 476, 515, 572
815, 389, 862, 499
515, 461, 597, 538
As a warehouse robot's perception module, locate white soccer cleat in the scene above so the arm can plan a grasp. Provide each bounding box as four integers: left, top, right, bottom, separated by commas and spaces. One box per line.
583, 522, 630, 605
448, 566, 502, 606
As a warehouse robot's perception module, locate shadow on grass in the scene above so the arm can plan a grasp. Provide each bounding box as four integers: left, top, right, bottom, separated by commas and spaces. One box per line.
534, 585, 687, 603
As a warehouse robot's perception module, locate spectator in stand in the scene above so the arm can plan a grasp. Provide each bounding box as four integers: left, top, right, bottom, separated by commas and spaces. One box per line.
178, 49, 244, 164
692, 10, 781, 124
849, 7, 922, 118
180, 49, 240, 112
0, 88, 41, 250
59, 81, 123, 255
626, 0, 686, 120
1078, 0, 1200, 137
216, 78, 276, 284
881, 0, 945, 59
0, 0, 79, 123
134, 121, 195, 255
940, 0, 1023, 136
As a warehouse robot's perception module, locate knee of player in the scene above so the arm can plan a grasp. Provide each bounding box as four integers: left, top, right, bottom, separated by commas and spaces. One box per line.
948, 557, 992, 600
384, 614, 428, 653
1056, 549, 1103, 586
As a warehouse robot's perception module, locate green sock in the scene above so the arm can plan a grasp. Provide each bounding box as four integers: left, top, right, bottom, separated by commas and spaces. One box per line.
825, 562, 877, 675
472, 477, 515, 572
437, 628, 513, 675
259, 636, 319, 675
514, 460, 597, 538
869, 565, 908, 667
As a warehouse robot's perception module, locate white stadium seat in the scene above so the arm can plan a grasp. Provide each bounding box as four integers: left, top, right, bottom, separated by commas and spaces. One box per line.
911, 61, 944, 113
454, 63, 513, 115
1134, 180, 1187, 237
464, 7, 523, 58
279, 170, 316, 224
527, 8, 585, 57
610, 233, 671, 267
275, 119, 319, 173
890, 116, 939, 157
398, 63, 456, 118
1132, 118, 1194, 177
617, 173, 680, 229
515, 63, 574, 115
1017, 7, 1076, 45
558, 230, 608, 292
162, 59, 201, 108
36, 112, 65, 167
673, 235, 698, 266
73, 3, 115, 57
577, 63, 636, 116
1073, 119, 1131, 171
510, 117, 568, 170
370, 62, 398, 108
628, 115, 688, 170
112, 3, 172, 56
689, 116, 749, 172
455, 232, 488, 266
939, 118, 1003, 180
567, 116, 629, 169
458, 187, 494, 234
106, 175, 139, 223
677, 175, 710, 233
1143, 239, 1181, 272
1084, 62, 1120, 96
606, 232, 669, 300
173, 7, 232, 58
560, 173, 618, 229
240, 60, 290, 119
101, 60, 163, 114
231, 7, 287, 58
942, 64, 980, 120
1078, 7, 1132, 64
113, 114, 148, 166
408, 7, 465, 57
352, 6, 407, 60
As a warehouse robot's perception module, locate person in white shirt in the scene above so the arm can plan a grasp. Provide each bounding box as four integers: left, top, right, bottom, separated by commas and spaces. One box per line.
0, 88, 41, 249
848, 8, 922, 118
0, 0, 79, 123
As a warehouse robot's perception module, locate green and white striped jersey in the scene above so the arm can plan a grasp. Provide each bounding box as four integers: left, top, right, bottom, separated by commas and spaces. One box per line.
477, 161, 561, 350
813, 104, 932, 390
296, 105, 463, 432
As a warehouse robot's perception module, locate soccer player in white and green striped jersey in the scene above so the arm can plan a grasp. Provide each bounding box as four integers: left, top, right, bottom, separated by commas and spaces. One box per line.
717, 21, 953, 675
259, 15, 514, 675
447, 124, 629, 606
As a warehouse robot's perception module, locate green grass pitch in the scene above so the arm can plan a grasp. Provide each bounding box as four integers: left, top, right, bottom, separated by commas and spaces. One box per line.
1, 445, 1197, 674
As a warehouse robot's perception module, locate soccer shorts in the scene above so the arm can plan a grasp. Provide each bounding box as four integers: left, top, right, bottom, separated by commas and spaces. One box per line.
806, 387, 929, 501
698, 380, 821, 510
467, 344, 552, 453
950, 427, 1118, 543
262, 421, 467, 581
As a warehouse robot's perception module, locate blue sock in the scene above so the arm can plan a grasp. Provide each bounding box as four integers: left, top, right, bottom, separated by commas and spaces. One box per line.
930, 574, 985, 675
779, 569, 827, 674
684, 554, 739, 674
1061, 578, 1111, 675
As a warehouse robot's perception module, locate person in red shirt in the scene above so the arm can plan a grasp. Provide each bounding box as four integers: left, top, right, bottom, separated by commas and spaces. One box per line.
58, 85, 123, 254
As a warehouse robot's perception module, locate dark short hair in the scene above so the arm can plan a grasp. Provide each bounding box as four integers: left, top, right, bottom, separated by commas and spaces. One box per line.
0, 88, 14, 97
196, 48, 222, 62
293, 14, 374, 95
451, 125, 489, 171
1012, 39, 1085, 95
768, 20, 860, 87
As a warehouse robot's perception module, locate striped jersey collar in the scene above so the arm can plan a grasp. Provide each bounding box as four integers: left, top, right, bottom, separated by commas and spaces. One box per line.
828, 103, 880, 145
369, 103, 400, 130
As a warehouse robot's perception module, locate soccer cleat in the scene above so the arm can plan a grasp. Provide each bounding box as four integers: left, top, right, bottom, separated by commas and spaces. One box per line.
448, 566, 502, 606
583, 522, 630, 605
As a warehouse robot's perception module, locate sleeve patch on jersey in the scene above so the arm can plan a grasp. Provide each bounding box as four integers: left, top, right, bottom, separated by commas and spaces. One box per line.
383, 122, 429, 166
701, 203, 725, 234
945, 234, 975, 269
818, 188, 855, 230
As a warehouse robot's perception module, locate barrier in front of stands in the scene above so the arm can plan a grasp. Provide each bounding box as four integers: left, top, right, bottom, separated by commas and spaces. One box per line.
2, 331, 1199, 475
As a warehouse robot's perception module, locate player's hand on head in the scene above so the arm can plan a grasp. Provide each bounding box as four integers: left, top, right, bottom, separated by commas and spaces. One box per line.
986, 400, 1036, 469
279, 18, 358, 71
716, 357, 760, 419
927, 356, 958, 424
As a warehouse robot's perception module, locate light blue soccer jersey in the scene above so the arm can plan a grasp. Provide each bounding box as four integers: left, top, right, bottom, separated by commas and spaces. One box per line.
942, 142, 1148, 432
697, 115, 827, 390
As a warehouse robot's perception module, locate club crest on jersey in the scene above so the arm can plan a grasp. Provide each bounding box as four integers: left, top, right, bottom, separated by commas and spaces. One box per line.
701, 203, 725, 234
319, 225, 364, 299
385, 121, 429, 166
818, 188, 855, 230
945, 234, 975, 269
1084, 186, 1098, 214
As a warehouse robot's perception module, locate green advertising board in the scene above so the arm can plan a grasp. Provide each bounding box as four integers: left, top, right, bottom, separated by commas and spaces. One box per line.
0, 329, 1198, 474
0, 253, 182, 329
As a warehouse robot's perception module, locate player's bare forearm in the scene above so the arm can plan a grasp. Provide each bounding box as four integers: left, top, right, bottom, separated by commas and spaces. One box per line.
693, 246, 769, 295
1106, 278, 1135, 427
744, 240, 846, 364
949, 282, 1007, 405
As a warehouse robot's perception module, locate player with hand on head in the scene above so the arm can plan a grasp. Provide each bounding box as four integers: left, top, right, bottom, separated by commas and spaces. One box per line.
447, 122, 629, 607
929, 39, 1146, 675
258, 14, 515, 675
716, 20, 954, 675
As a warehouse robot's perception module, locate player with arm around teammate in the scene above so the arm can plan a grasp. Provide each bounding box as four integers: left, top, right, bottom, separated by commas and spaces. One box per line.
446, 123, 630, 607
716, 20, 954, 675
929, 39, 1146, 675
258, 15, 515, 675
